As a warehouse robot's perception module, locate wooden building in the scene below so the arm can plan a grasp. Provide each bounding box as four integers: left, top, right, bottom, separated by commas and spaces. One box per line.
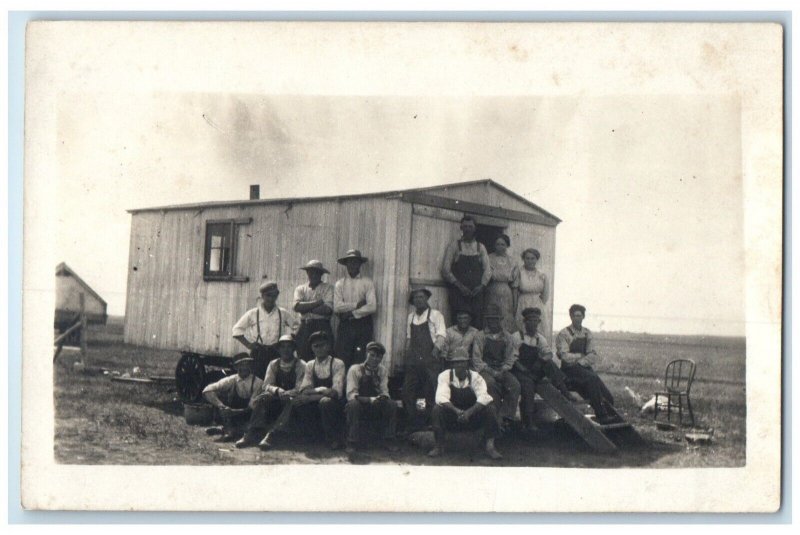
124, 180, 560, 372
55, 262, 108, 328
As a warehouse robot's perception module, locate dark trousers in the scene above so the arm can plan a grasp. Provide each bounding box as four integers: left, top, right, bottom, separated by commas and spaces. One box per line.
246, 393, 288, 435
512, 360, 570, 423
292, 396, 343, 442
402, 365, 439, 430
479, 369, 521, 420
447, 288, 485, 330
431, 403, 500, 444
296, 319, 334, 361
251, 345, 279, 379
345, 398, 397, 444
219, 409, 251, 435
335, 316, 374, 368
562, 364, 615, 417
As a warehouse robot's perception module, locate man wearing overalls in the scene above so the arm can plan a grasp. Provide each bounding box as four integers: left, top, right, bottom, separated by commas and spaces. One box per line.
429, 349, 502, 460
293, 260, 335, 360
295, 331, 347, 449
441, 214, 492, 329
344, 341, 399, 454
202, 353, 263, 442
333, 249, 377, 368
235, 334, 307, 449
512, 307, 578, 432
556, 304, 617, 425
232, 280, 298, 379
402, 288, 447, 433
472, 304, 522, 431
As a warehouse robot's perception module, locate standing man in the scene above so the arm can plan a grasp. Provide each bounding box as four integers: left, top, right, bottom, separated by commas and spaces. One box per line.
333, 249, 377, 368
429, 349, 502, 460
402, 288, 447, 432
344, 342, 399, 454
202, 353, 263, 442
556, 304, 618, 425
512, 307, 577, 432
442, 310, 480, 364
295, 331, 347, 449
235, 334, 307, 449
472, 304, 521, 431
293, 260, 335, 360
232, 280, 298, 379
441, 214, 492, 329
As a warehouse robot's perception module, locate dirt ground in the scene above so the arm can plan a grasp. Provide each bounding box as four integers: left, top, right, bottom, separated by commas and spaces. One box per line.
54, 319, 745, 467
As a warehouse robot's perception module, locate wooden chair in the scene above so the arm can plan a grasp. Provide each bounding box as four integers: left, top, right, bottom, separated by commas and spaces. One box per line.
654, 359, 696, 427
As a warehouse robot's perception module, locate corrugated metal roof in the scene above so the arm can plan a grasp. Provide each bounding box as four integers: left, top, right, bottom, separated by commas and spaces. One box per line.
127, 178, 561, 223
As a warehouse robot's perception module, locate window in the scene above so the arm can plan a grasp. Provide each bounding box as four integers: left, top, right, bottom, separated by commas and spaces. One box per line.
203, 218, 251, 282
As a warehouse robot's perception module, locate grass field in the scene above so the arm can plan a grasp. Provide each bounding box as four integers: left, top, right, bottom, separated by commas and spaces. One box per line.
54, 318, 745, 467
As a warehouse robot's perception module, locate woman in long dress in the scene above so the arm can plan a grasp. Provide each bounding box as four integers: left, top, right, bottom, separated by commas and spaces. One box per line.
516, 248, 550, 339
485, 234, 520, 333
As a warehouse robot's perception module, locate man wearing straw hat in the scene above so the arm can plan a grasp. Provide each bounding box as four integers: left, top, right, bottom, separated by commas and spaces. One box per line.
333, 249, 377, 368
232, 280, 298, 379
402, 287, 447, 433
235, 334, 306, 449
430, 348, 502, 460
202, 353, 263, 442
293, 260, 335, 360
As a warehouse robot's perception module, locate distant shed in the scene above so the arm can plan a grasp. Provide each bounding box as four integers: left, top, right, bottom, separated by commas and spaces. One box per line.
124, 179, 560, 373
55, 262, 108, 328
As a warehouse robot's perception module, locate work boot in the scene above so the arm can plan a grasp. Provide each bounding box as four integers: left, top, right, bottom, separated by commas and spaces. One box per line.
427, 446, 443, 458
235, 432, 260, 449
258, 432, 275, 451
484, 439, 502, 460
215, 433, 237, 443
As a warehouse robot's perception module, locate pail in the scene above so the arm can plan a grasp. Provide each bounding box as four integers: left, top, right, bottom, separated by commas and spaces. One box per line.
184, 402, 214, 426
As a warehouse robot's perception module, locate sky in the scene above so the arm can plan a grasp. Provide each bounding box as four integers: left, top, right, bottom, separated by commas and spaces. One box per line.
56, 93, 744, 335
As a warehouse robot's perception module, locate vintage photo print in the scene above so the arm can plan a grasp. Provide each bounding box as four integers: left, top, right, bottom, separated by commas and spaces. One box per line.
21, 21, 782, 511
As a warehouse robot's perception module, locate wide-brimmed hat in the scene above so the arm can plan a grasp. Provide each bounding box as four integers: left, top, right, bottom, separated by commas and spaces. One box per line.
449, 348, 470, 362
521, 307, 542, 319
484, 304, 503, 319
277, 334, 296, 347
233, 353, 255, 366
258, 280, 279, 294
308, 330, 331, 345
337, 249, 368, 265
300, 260, 330, 274
408, 287, 432, 303
365, 341, 386, 356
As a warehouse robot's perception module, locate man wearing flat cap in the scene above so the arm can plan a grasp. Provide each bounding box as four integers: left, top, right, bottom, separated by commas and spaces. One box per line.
430, 348, 502, 460
442, 309, 480, 364
402, 287, 447, 432
556, 304, 618, 424
472, 304, 521, 431
202, 353, 263, 442
344, 341, 399, 454
513, 307, 577, 432
333, 249, 377, 368
232, 280, 299, 379
294, 330, 348, 449
236, 334, 307, 449
293, 260, 335, 360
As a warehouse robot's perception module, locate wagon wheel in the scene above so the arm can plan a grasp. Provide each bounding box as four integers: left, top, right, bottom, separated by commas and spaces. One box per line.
175, 353, 206, 403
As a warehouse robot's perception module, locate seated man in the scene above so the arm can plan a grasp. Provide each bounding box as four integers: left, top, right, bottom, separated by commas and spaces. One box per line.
442, 309, 479, 364
344, 341, 399, 454
202, 353, 263, 442
294, 331, 347, 449
235, 334, 307, 449
512, 307, 578, 432
430, 349, 502, 460
556, 304, 618, 424
471, 304, 521, 431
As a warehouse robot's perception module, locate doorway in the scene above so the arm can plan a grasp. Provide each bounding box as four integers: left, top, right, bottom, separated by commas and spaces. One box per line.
475, 223, 506, 254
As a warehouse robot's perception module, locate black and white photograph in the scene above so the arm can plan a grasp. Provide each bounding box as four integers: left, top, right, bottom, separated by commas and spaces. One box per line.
21, 21, 783, 512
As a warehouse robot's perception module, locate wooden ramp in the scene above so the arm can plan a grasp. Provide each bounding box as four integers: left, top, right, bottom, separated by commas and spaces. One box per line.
536, 382, 643, 454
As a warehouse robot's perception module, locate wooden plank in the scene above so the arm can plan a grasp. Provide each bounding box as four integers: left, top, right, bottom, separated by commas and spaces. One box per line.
409, 277, 449, 289
412, 203, 510, 228
536, 382, 618, 454
79, 293, 89, 366
111, 376, 155, 385
400, 191, 559, 227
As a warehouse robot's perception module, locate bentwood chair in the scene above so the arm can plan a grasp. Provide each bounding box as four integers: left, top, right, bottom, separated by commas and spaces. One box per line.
654, 359, 696, 427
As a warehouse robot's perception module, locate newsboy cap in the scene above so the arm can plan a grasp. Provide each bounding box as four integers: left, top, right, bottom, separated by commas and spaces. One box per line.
259, 280, 279, 294
521, 307, 542, 319
308, 330, 330, 345
365, 341, 386, 355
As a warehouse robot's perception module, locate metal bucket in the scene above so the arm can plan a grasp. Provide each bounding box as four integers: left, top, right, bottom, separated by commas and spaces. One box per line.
183, 402, 214, 426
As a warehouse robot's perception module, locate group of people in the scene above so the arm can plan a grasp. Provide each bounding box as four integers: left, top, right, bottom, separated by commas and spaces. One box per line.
201, 214, 619, 460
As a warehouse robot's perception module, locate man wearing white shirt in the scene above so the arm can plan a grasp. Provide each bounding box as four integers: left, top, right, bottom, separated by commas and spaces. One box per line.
402, 288, 447, 432
333, 249, 378, 368
429, 349, 502, 460
232, 280, 299, 378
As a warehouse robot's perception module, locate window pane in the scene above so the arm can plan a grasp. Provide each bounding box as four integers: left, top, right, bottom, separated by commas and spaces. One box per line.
209, 249, 222, 272
211, 235, 222, 248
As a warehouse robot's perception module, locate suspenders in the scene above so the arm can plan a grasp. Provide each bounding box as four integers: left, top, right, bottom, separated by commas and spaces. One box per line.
256, 306, 282, 345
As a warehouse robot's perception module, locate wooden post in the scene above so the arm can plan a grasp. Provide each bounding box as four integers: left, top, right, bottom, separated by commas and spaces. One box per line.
79, 292, 88, 366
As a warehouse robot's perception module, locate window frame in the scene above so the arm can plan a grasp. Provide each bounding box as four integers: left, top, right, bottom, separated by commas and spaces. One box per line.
202, 218, 252, 282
